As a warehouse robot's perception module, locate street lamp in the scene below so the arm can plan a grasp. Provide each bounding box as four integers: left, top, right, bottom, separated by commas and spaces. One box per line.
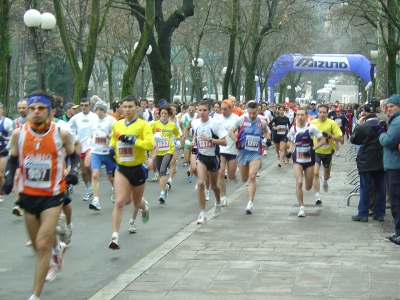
24, 9, 56, 90
286, 85, 292, 102
134, 42, 152, 98
192, 58, 204, 100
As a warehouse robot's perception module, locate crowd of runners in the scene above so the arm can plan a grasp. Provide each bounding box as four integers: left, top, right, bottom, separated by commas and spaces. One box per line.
2, 91, 400, 300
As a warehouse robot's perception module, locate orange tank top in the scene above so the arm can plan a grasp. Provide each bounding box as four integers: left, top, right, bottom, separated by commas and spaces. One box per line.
18, 122, 66, 196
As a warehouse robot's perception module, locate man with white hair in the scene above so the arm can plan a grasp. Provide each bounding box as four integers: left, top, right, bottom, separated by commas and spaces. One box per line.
91, 95, 100, 111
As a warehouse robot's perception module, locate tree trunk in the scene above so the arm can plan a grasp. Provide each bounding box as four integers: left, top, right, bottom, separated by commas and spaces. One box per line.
386, 3, 397, 96
19, 39, 25, 100
0, 0, 11, 113
105, 59, 113, 102
375, 20, 388, 98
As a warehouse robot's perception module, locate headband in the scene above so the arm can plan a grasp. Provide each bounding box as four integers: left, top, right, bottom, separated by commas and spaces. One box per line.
27, 95, 51, 113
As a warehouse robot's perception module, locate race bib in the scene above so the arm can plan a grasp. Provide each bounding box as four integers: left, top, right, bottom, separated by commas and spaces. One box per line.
277, 125, 286, 135
198, 139, 213, 150
24, 158, 52, 188
118, 142, 135, 162
157, 137, 170, 152
95, 137, 107, 146
244, 135, 259, 152
321, 138, 331, 149
335, 119, 342, 127
296, 146, 312, 163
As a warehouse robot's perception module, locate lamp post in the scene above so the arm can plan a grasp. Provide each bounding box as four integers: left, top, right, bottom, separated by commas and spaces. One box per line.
286, 85, 292, 102
192, 58, 204, 101
134, 42, 152, 98
23, 9, 56, 90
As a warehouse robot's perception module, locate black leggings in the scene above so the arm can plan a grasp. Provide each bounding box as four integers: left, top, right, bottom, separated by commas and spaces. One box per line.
155, 154, 173, 177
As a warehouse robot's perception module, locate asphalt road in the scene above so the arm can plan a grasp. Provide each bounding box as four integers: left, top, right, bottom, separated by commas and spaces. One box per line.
0, 152, 276, 300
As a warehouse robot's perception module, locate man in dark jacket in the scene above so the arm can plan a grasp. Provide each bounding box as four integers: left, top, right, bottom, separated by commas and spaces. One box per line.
350, 100, 386, 222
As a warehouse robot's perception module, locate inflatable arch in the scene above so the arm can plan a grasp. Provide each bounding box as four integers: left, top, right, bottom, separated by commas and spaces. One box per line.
266, 54, 372, 103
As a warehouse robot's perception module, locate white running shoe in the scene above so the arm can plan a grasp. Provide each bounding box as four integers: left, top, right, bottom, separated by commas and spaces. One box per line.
152, 175, 159, 182
205, 189, 210, 201
213, 204, 221, 218
0, 193, 4, 202
166, 168, 170, 175
221, 196, 228, 207
245, 180, 250, 186
12, 206, 24, 216
45, 261, 57, 282
263, 150, 268, 156
53, 242, 67, 271
83, 188, 93, 201
111, 188, 115, 203
298, 206, 306, 217
128, 221, 137, 233
336, 152, 340, 156
64, 224, 73, 245
56, 213, 67, 242
322, 180, 329, 193
246, 201, 253, 214
159, 192, 166, 204
256, 172, 260, 177
196, 213, 207, 225
89, 199, 101, 210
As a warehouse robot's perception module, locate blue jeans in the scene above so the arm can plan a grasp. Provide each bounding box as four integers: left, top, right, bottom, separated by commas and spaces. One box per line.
389, 170, 400, 235
358, 170, 386, 218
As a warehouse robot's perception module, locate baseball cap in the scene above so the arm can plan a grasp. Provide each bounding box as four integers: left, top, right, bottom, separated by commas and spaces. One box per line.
335, 107, 341, 112
310, 100, 316, 104
64, 102, 79, 110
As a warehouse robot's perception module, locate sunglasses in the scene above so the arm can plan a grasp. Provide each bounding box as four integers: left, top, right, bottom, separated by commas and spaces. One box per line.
80, 104, 90, 107
29, 106, 47, 112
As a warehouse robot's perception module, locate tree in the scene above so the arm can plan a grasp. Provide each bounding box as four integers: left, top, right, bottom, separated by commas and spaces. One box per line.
52, 0, 112, 103
0, 0, 12, 113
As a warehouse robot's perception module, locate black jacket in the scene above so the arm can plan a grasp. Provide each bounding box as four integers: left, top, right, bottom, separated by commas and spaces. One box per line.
350, 114, 384, 172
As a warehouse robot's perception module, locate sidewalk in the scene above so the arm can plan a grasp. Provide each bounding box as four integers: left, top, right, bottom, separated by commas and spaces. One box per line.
89, 143, 399, 300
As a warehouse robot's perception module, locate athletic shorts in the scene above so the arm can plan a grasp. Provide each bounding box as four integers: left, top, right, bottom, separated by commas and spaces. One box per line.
80, 149, 90, 159
220, 153, 237, 162
191, 148, 198, 155
273, 134, 288, 144
236, 152, 262, 166
0, 145, 8, 157
315, 153, 333, 169
91, 153, 116, 174
16, 193, 65, 219
116, 164, 148, 186
196, 153, 220, 172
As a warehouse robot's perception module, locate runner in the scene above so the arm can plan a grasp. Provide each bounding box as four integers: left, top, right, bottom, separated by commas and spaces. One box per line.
150, 105, 180, 204
182, 102, 197, 171
332, 107, 347, 156
2, 90, 79, 300
287, 108, 325, 217
269, 105, 291, 167
68, 98, 99, 201
214, 99, 239, 207
167, 103, 183, 190
0, 103, 13, 203
229, 102, 271, 214
190, 100, 227, 224
61, 102, 79, 122
108, 96, 153, 249
88, 101, 116, 211
311, 104, 343, 204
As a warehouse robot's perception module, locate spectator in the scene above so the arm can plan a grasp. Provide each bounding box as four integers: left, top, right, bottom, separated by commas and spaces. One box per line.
54, 96, 64, 118
374, 94, 400, 244
62, 102, 79, 122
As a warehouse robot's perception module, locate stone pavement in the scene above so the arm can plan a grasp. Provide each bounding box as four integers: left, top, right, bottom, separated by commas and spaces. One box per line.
89, 143, 400, 300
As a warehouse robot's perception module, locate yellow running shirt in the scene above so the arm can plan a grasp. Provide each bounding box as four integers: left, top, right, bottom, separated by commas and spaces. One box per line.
311, 118, 342, 155
151, 120, 181, 156
109, 118, 154, 167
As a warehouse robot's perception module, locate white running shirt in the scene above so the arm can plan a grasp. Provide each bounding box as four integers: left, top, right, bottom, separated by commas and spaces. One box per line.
191, 118, 227, 156
214, 113, 239, 155
68, 111, 99, 153
91, 115, 116, 155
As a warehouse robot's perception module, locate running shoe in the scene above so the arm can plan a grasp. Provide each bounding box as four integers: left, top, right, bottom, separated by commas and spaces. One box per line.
284, 158, 290, 164
246, 201, 253, 214
213, 204, 221, 218
263, 150, 268, 156
89, 199, 101, 210
108, 237, 120, 250
336, 152, 340, 156
384, 232, 399, 242
278, 161, 282, 167
205, 189, 210, 201
111, 188, 115, 203
221, 196, 228, 207
315, 198, 322, 205
0, 193, 4, 202
83, 188, 93, 201
188, 176, 193, 183
64, 224, 73, 245
298, 206, 306, 217
166, 180, 172, 190
12, 206, 24, 216
68, 184, 74, 194
45, 261, 57, 282
256, 172, 260, 177
159, 192, 166, 204
183, 162, 189, 167
141, 200, 150, 223
128, 221, 137, 234
53, 242, 67, 271
152, 175, 159, 182
56, 213, 67, 242
245, 180, 250, 186
322, 180, 329, 193
181, 153, 185, 159
166, 168, 170, 175
196, 212, 207, 225
26, 240, 32, 246
195, 180, 198, 190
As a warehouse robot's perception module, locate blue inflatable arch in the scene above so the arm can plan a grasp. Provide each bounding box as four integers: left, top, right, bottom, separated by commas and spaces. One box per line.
267, 54, 372, 103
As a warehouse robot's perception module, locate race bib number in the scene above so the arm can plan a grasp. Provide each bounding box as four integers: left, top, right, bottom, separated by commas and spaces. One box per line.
335, 119, 342, 127
198, 139, 213, 150
118, 142, 134, 162
24, 158, 52, 188
95, 137, 107, 146
321, 138, 331, 149
244, 135, 259, 152
277, 125, 286, 135
157, 137, 170, 152
296, 146, 312, 163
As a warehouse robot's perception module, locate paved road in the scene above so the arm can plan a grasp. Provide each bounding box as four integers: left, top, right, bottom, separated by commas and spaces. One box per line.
0, 152, 276, 300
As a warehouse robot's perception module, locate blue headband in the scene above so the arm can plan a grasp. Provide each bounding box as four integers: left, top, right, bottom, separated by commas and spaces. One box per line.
27, 95, 51, 113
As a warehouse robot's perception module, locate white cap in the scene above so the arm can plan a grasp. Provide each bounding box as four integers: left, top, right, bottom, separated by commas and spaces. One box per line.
311, 100, 316, 104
